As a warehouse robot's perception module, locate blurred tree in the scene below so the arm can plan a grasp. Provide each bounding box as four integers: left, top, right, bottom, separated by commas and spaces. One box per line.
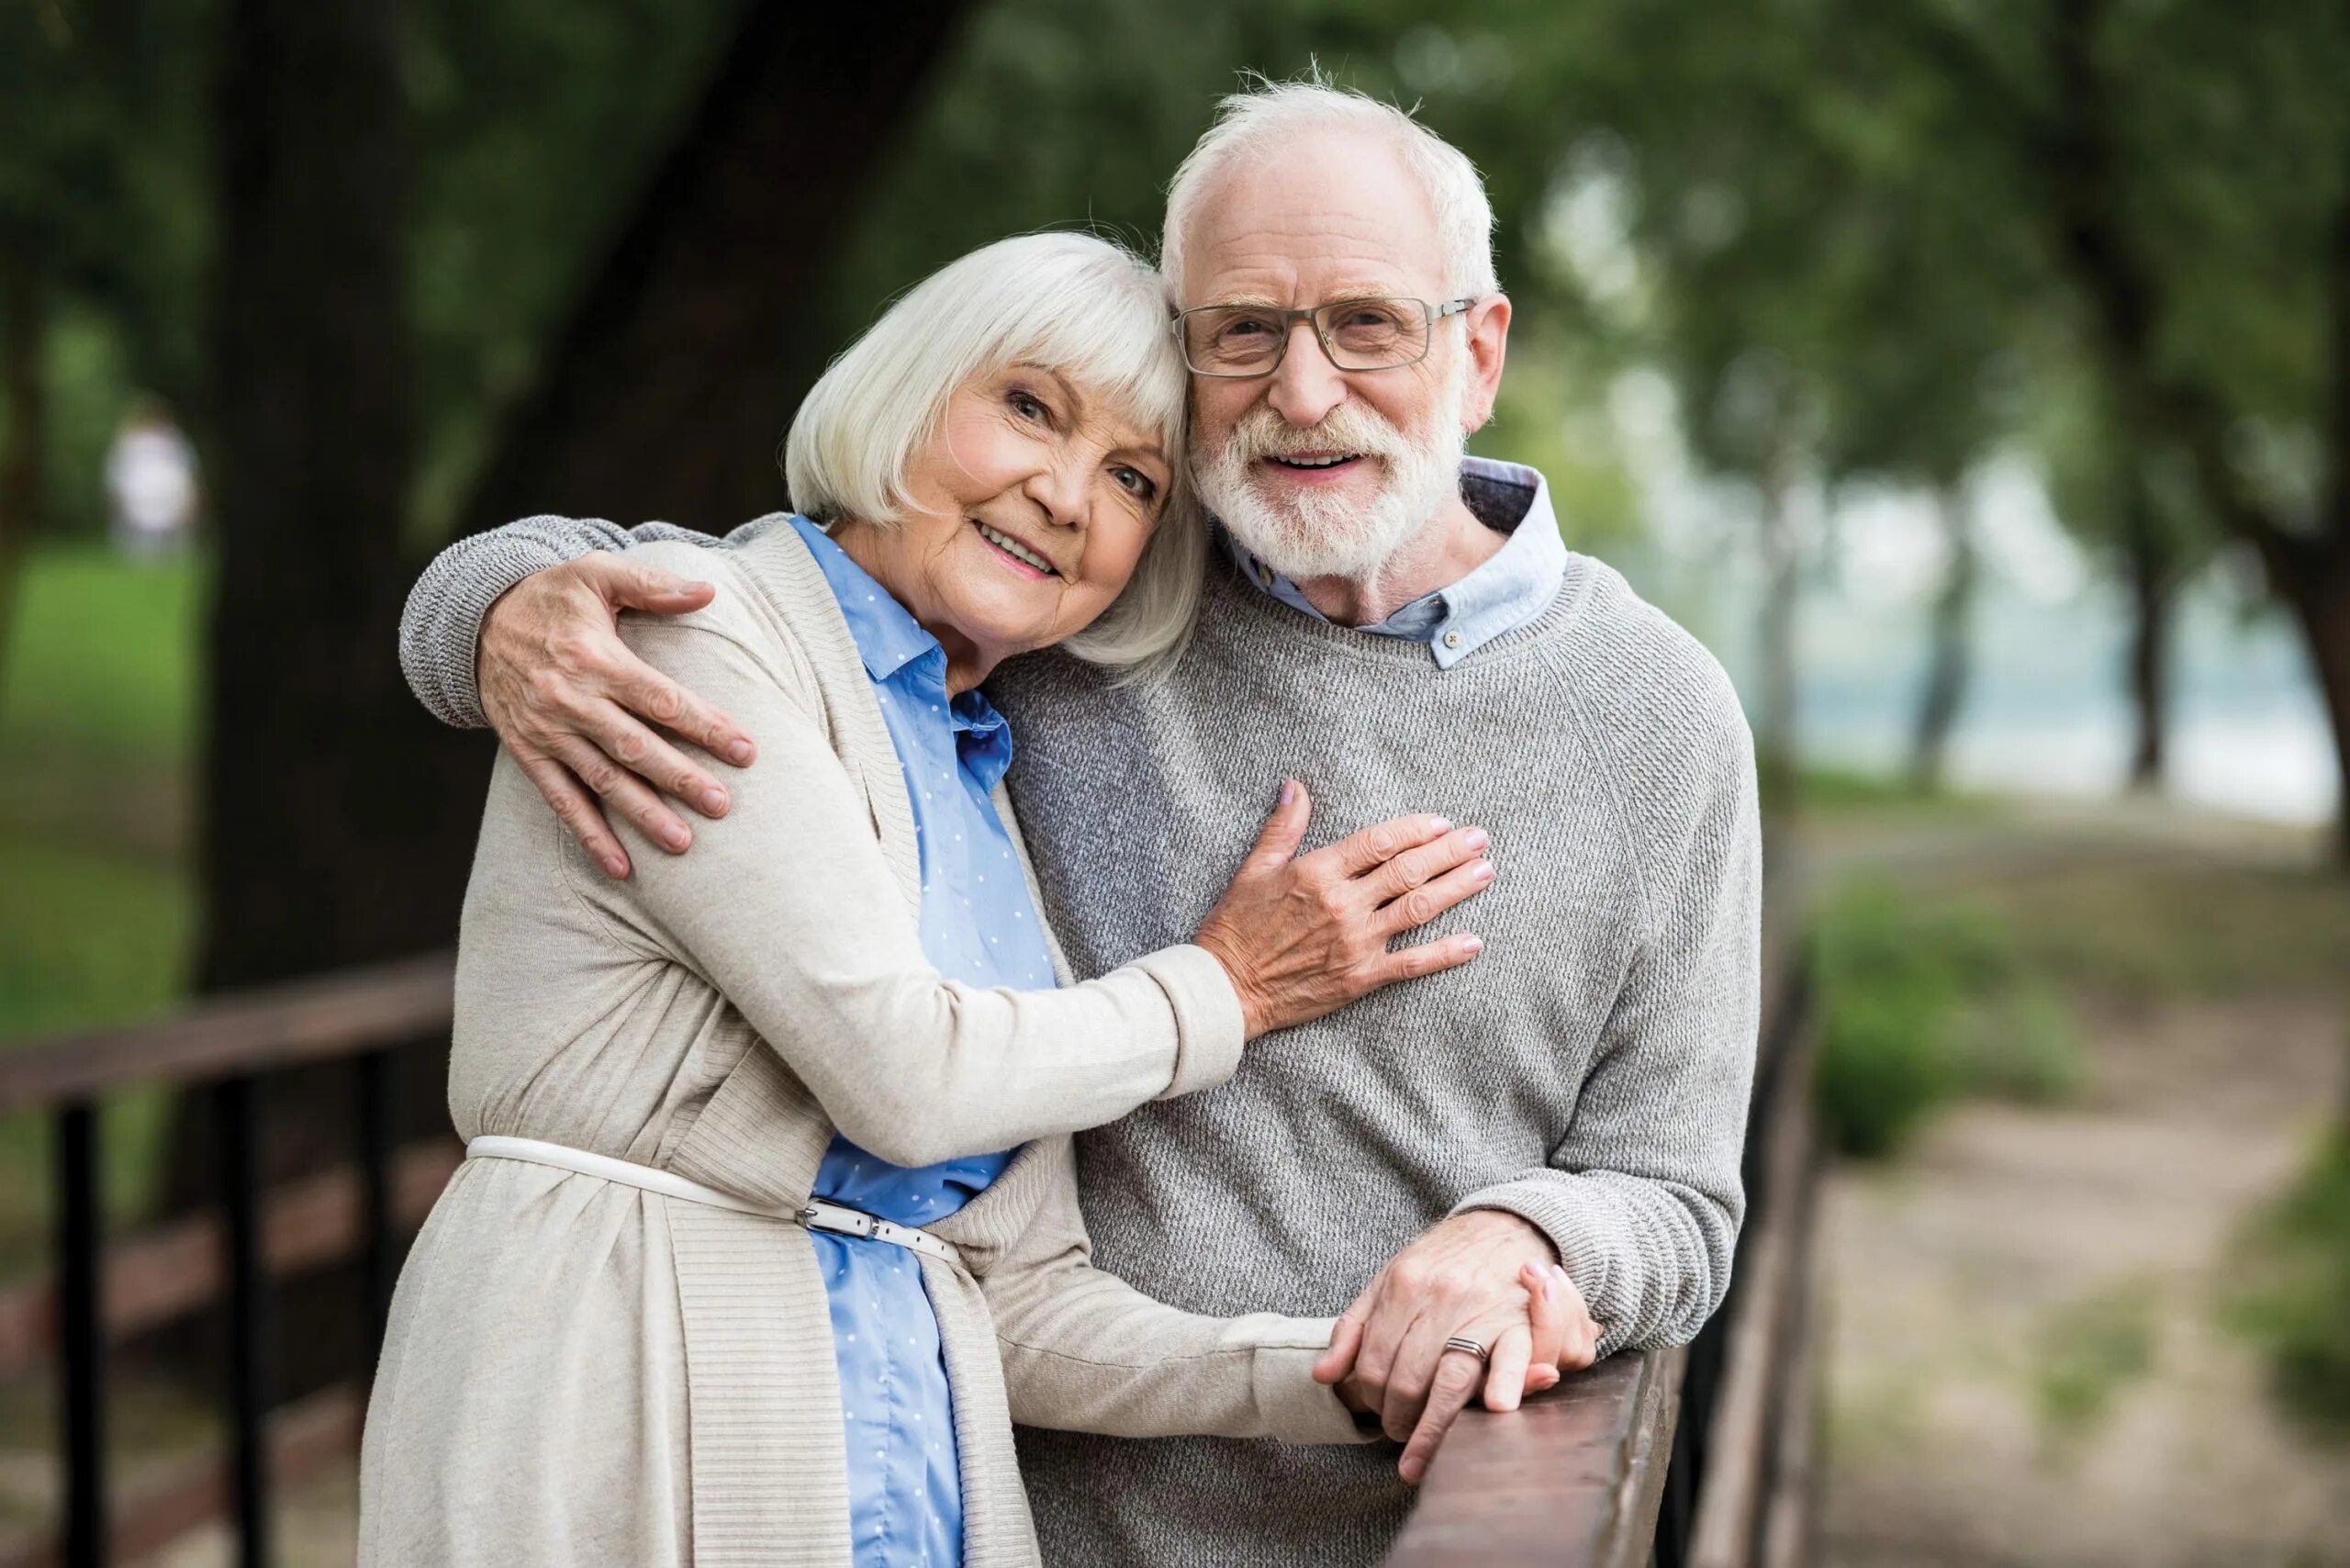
1519, 2, 2042, 796
2034, 368, 2216, 789
1852, 0, 2350, 856
452, 1, 977, 537
0, 0, 122, 670
198, 0, 433, 992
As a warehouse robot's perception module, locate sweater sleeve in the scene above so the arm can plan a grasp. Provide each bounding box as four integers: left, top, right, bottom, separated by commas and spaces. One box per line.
976, 1137, 1374, 1445
1449, 703, 1762, 1357
397, 514, 743, 729
565, 610, 1247, 1170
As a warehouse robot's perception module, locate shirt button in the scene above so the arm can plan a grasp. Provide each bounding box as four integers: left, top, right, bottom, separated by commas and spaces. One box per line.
1442, 630, 1462, 649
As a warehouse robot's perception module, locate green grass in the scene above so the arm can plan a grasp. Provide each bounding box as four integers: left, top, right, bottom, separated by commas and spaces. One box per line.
0, 543, 203, 1045
2031, 1277, 2160, 1454
1960, 860, 2350, 1002
1768, 760, 2002, 817
0, 829, 194, 1045
0, 545, 202, 1274
2228, 1131, 2350, 1445
0, 543, 206, 763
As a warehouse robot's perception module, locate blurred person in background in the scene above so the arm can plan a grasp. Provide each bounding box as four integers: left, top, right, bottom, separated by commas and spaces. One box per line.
397, 76, 1753, 1568
359, 230, 1577, 1568
103, 396, 198, 558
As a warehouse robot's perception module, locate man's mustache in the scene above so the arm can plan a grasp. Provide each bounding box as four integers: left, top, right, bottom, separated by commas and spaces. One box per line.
1216, 404, 1408, 466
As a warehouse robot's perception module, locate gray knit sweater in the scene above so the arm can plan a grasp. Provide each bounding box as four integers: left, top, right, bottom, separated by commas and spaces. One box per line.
398, 514, 1762, 1568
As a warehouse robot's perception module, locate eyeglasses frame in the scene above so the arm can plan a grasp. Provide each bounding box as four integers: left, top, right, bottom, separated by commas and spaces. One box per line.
1171, 296, 1481, 379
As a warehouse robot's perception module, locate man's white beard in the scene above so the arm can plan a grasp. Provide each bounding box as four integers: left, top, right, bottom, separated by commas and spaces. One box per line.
1193, 358, 1469, 584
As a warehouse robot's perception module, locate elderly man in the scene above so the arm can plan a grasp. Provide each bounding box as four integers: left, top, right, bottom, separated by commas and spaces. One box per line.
398, 79, 1759, 1568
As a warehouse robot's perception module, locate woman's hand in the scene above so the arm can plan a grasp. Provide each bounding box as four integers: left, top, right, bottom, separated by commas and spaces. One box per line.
1323, 1261, 1602, 1484
1193, 780, 1494, 1039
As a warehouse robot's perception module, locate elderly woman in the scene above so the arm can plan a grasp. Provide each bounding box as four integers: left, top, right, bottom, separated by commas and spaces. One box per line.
356, 232, 1554, 1568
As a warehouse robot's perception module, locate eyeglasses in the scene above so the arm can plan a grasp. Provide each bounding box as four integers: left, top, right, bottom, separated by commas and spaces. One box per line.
1173, 297, 1478, 378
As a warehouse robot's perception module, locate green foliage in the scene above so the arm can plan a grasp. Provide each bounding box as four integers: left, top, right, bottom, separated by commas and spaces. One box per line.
1814, 879, 1966, 1158
2226, 1133, 2350, 1444
1812, 875, 2085, 1158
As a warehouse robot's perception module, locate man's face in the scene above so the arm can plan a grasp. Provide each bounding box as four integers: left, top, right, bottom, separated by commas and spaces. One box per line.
1178, 129, 1509, 581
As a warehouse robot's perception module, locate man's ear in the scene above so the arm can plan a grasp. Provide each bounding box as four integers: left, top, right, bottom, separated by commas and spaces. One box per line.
1460, 293, 1511, 432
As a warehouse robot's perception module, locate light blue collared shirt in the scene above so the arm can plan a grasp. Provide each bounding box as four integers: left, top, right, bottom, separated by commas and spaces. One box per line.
1220, 456, 1568, 666
788, 515, 1059, 1568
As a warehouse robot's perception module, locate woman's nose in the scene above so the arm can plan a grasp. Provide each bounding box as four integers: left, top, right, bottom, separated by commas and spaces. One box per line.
1022, 456, 1090, 530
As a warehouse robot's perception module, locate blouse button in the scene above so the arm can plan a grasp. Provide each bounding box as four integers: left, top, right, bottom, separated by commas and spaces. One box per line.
1442, 630, 1462, 649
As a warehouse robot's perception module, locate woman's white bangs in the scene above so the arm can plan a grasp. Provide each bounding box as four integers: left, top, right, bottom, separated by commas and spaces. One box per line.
999, 266, 1186, 460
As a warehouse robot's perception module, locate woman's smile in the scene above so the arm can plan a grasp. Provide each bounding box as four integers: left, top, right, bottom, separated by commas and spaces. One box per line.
971, 516, 1064, 579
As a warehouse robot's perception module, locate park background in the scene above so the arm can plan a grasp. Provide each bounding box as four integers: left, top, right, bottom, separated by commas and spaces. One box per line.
2, 0, 2348, 1563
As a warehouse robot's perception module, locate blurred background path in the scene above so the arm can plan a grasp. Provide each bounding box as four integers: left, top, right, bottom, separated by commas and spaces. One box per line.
1802, 804, 2350, 1568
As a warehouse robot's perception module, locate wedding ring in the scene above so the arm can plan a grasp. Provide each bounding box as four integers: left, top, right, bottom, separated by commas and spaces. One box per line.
1442, 1335, 1491, 1363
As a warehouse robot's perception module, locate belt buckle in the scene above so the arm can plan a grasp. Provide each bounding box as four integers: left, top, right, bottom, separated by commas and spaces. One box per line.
800, 1203, 874, 1239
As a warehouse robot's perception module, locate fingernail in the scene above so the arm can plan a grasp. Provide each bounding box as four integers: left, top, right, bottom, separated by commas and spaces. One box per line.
1472, 860, 1494, 883
1460, 935, 1484, 956
727, 740, 754, 765
603, 856, 629, 879
1539, 1270, 1555, 1302
700, 788, 729, 815
1281, 780, 1296, 805
666, 826, 691, 851
1429, 816, 1452, 833
1463, 826, 1488, 850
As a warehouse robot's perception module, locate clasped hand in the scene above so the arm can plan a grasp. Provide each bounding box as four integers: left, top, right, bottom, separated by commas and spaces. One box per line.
1314, 1211, 1603, 1484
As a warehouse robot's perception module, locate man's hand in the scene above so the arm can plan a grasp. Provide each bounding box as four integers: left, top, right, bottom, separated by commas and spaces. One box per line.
477, 555, 757, 878
1315, 1211, 1603, 1484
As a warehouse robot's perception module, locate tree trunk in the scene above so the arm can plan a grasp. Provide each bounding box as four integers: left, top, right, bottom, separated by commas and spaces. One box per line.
0, 240, 40, 680
456, 0, 974, 537
160, 0, 979, 1392
163, 0, 473, 1394
2121, 469, 2175, 791
199, 0, 462, 990
2284, 554, 2350, 868
1909, 487, 1976, 791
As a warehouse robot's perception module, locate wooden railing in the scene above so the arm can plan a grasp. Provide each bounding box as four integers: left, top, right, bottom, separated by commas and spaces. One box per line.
1384, 863, 1818, 1568
1, 870, 1817, 1568
0, 955, 459, 1568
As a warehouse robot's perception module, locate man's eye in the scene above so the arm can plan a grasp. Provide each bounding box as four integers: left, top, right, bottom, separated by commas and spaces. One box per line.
1218, 318, 1276, 341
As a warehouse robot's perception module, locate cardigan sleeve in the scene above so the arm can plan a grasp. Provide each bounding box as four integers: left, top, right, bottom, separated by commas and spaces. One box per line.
975, 1137, 1375, 1446
561, 610, 1247, 1170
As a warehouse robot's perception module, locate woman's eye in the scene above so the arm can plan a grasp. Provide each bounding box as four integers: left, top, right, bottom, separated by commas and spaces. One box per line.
1008, 388, 1050, 423
1113, 465, 1158, 499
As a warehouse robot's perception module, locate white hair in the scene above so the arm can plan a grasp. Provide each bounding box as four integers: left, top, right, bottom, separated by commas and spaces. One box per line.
784, 231, 1203, 678
1159, 73, 1500, 304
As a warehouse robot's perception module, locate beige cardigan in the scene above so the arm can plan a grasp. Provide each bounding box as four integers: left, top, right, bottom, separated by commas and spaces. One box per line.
355, 528, 1367, 1568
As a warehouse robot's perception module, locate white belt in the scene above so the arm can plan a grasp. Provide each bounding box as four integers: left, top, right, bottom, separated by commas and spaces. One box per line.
464, 1135, 962, 1265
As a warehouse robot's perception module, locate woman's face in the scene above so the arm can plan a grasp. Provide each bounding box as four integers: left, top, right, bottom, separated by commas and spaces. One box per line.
832, 364, 1174, 689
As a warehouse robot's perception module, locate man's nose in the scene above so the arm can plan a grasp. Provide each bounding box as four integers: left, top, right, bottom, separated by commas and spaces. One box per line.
1265, 319, 1347, 429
